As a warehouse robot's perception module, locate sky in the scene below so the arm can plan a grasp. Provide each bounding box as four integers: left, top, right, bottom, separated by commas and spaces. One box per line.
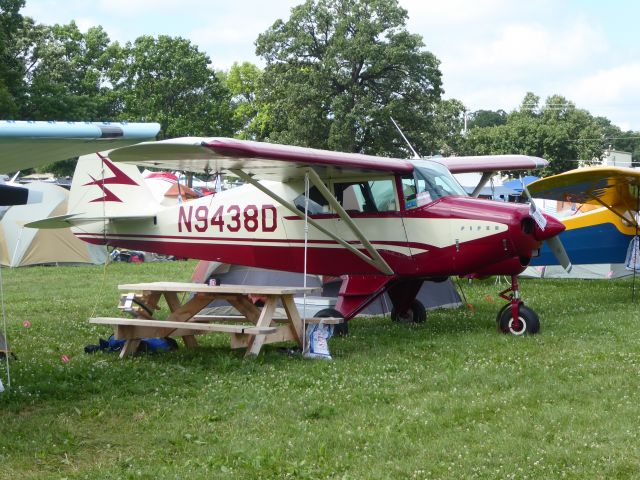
21, 0, 640, 131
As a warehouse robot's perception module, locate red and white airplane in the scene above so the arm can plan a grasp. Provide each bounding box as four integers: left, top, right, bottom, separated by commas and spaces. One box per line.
28, 138, 569, 334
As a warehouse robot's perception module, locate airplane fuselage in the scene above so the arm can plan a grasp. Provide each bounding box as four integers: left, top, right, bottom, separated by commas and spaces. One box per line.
75, 180, 561, 279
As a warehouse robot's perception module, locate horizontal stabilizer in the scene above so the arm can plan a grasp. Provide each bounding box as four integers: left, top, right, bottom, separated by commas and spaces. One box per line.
25, 213, 155, 229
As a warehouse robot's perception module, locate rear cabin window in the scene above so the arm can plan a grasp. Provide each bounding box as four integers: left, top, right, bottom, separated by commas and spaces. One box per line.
293, 186, 329, 214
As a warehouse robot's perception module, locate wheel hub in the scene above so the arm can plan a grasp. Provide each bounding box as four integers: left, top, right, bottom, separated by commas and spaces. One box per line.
396, 310, 414, 323
508, 317, 526, 335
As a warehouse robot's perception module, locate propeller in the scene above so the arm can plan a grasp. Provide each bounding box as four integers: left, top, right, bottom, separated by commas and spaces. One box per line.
521, 178, 573, 273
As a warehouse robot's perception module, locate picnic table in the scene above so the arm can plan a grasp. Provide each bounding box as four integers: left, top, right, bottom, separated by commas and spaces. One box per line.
89, 281, 340, 358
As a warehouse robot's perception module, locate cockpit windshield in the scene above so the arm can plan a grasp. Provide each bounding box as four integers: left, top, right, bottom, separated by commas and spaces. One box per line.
402, 159, 467, 209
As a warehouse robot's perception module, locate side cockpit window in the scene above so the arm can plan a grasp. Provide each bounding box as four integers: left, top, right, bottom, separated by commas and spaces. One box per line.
402, 161, 467, 210
294, 177, 398, 214
293, 186, 329, 214
334, 179, 397, 213
402, 173, 435, 209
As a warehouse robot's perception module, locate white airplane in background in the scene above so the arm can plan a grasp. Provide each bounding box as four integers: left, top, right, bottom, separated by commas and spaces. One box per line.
0, 120, 160, 208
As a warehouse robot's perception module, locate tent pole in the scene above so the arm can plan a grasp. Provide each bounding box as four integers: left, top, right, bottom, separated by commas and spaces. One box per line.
633, 190, 639, 302
1, 261, 9, 390
302, 173, 310, 354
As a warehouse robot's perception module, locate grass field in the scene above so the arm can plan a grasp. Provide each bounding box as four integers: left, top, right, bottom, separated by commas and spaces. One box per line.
1, 261, 639, 479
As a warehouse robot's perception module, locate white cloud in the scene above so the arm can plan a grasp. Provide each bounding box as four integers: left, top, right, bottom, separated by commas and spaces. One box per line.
95, 0, 209, 16
572, 63, 640, 104
400, 0, 527, 28
568, 63, 640, 129
445, 20, 607, 78
75, 17, 101, 33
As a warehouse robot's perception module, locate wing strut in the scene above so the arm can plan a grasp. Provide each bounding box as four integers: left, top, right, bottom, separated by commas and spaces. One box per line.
230, 168, 394, 275
588, 193, 639, 228
304, 168, 393, 275
470, 172, 494, 198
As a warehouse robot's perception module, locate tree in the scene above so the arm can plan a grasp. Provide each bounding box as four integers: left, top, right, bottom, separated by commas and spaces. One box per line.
23, 21, 118, 120
466, 109, 507, 129
254, 0, 448, 157
0, 0, 26, 117
219, 62, 264, 138
594, 117, 640, 166
462, 93, 605, 175
110, 35, 234, 139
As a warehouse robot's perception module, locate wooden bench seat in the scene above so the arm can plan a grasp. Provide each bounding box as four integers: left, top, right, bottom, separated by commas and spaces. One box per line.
90, 317, 277, 335
193, 314, 344, 325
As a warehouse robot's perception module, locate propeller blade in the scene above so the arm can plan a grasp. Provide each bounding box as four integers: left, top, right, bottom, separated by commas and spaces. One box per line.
547, 236, 572, 273
521, 177, 547, 230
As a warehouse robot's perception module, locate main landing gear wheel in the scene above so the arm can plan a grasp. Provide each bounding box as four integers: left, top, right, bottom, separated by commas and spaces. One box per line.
391, 299, 427, 324
315, 308, 348, 336
497, 304, 540, 335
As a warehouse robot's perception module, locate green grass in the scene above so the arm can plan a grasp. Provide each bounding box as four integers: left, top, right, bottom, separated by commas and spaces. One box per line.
1, 262, 640, 479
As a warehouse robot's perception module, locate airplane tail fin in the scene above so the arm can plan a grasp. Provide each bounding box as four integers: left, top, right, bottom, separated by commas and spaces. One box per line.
67, 152, 159, 219
27, 153, 159, 230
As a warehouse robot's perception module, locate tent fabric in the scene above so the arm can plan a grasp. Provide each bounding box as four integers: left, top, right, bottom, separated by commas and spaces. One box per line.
521, 263, 632, 280
192, 261, 462, 316
193, 261, 322, 289
163, 183, 199, 199
0, 182, 107, 267
142, 170, 200, 205
321, 278, 462, 314
503, 176, 540, 193
454, 172, 519, 201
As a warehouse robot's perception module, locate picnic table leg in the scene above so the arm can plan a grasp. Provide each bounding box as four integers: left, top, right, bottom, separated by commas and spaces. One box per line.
227, 295, 261, 323
245, 296, 277, 358
281, 295, 304, 348
136, 292, 161, 319
119, 339, 141, 359
114, 325, 141, 358
163, 291, 202, 348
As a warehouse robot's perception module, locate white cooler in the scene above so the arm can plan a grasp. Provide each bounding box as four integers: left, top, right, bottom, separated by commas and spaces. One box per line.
294, 296, 336, 318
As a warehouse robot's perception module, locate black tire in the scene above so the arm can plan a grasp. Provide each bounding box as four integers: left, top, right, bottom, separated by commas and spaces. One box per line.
315, 308, 347, 336
429, 277, 449, 283
498, 304, 540, 335
496, 303, 510, 324
391, 299, 427, 324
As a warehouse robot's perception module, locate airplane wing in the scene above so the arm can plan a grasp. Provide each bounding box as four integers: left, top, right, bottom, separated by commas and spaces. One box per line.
109, 137, 415, 181
0, 120, 161, 173
437, 155, 547, 173
110, 137, 549, 181
527, 166, 640, 207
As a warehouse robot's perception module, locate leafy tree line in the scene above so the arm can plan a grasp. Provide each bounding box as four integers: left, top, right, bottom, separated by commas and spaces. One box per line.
1, 0, 637, 176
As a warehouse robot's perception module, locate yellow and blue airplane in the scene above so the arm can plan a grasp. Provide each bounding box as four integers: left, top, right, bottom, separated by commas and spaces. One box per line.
528, 166, 640, 266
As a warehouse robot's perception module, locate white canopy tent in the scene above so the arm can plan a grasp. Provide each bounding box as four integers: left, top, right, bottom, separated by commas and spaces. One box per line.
0, 182, 108, 267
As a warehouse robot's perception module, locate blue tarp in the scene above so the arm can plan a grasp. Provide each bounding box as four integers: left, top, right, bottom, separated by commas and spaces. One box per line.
503, 176, 540, 193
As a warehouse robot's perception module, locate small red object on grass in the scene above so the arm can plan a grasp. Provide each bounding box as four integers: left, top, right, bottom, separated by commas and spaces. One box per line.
22, 320, 31, 328
61, 355, 70, 363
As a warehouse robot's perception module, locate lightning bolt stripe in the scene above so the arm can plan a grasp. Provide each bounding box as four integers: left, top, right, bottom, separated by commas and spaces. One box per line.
83, 155, 138, 203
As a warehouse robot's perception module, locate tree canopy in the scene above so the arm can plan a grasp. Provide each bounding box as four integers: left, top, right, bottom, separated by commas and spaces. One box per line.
462, 94, 606, 175
110, 35, 234, 139
0, 0, 26, 117
1, 0, 639, 175
254, 0, 451, 157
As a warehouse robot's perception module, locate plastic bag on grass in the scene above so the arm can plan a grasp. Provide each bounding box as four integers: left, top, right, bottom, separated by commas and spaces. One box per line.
303, 323, 333, 360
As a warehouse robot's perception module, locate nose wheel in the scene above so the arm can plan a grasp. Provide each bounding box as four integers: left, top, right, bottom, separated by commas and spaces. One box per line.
496, 276, 540, 335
